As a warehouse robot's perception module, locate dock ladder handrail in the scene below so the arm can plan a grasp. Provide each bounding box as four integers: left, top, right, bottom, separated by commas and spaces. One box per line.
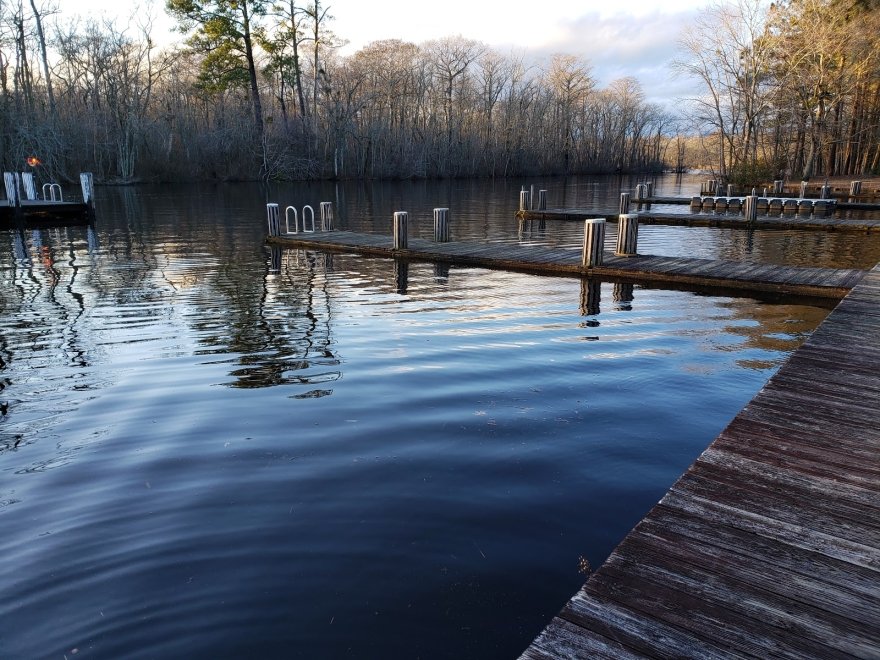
42, 183, 63, 201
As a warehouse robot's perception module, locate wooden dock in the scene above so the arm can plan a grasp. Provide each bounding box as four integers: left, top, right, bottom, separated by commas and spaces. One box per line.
518, 208, 880, 232
1, 199, 92, 224
521, 262, 880, 659
267, 231, 865, 299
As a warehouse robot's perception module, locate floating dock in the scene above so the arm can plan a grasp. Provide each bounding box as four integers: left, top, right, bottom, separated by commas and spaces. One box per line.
266, 230, 865, 299
1, 171, 95, 224
518, 208, 880, 232
521, 262, 880, 659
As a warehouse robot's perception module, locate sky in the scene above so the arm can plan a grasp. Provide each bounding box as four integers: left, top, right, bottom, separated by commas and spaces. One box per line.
68, 0, 710, 105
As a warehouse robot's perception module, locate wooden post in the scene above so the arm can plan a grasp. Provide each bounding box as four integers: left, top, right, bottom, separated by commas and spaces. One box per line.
615, 213, 639, 256
530, 184, 535, 210
799, 180, 808, 198
319, 201, 334, 231
619, 192, 631, 214
773, 180, 784, 194
3, 172, 21, 208
645, 181, 653, 198
820, 184, 831, 199
519, 190, 531, 211
80, 172, 95, 216
743, 195, 758, 224
850, 180, 862, 196
266, 203, 281, 236
727, 184, 735, 197
580, 280, 601, 316
433, 207, 449, 242
395, 261, 409, 295
581, 218, 606, 267
393, 211, 408, 250
537, 189, 547, 211
20, 172, 36, 200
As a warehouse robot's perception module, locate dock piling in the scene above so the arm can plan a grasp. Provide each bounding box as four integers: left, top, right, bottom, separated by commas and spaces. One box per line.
266, 203, 281, 237
620, 193, 631, 214
799, 180, 809, 198
393, 211, 408, 250
79, 173, 95, 216
850, 180, 862, 196
519, 190, 531, 212
21, 172, 36, 200
727, 184, 735, 197
820, 183, 831, 199
433, 208, 450, 242
538, 189, 547, 211
615, 213, 639, 256
743, 195, 758, 224
320, 202, 334, 231
773, 179, 784, 194
581, 218, 606, 267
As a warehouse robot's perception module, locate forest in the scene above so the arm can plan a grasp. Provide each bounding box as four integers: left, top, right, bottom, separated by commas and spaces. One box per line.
0, 0, 878, 183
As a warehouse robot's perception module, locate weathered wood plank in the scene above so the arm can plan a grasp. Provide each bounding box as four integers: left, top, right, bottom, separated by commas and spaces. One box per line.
268, 231, 864, 299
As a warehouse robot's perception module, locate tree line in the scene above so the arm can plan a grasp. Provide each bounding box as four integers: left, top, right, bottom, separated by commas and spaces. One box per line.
676, 0, 880, 183
0, 0, 670, 182
0, 0, 877, 184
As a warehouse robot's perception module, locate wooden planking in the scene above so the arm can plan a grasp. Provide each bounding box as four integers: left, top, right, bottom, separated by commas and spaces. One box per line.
268, 231, 865, 299
520, 263, 880, 659
520, 208, 880, 232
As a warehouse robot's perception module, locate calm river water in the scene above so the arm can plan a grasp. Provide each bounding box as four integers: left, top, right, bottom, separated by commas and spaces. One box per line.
0, 175, 876, 658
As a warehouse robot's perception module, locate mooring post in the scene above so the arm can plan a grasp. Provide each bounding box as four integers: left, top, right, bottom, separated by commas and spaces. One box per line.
80, 172, 95, 216
645, 181, 654, 198
580, 280, 601, 316
619, 192, 631, 214
743, 195, 758, 224
3, 172, 20, 207
799, 180, 808, 198
266, 203, 281, 237
519, 189, 531, 212
20, 172, 36, 200
820, 183, 831, 199
581, 218, 606, 267
433, 207, 449, 242
773, 179, 784, 194
727, 184, 735, 197
319, 201, 334, 231
530, 185, 535, 210
615, 213, 639, 256
850, 180, 862, 197
538, 189, 547, 211
393, 211, 408, 250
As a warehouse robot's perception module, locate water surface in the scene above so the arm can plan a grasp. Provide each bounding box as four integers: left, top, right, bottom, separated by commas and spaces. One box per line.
0, 176, 855, 657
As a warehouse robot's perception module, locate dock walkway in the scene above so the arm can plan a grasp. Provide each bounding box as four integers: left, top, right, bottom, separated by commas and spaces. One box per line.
521, 262, 880, 659
267, 230, 864, 299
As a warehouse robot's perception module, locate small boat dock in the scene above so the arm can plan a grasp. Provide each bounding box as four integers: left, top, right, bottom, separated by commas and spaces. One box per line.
1, 171, 95, 224
266, 230, 865, 299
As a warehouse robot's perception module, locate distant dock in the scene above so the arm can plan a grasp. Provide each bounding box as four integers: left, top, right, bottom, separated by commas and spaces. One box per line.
266, 230, 865, 299
518, 208, 880, 232
1, 171, 95, 225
